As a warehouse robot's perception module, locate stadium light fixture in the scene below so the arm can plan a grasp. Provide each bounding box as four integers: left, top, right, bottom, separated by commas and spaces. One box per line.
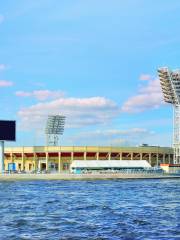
45, 115, 66, 146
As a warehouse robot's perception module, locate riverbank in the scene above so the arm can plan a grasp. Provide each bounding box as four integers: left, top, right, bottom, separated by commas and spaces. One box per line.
0, 173, 180, 181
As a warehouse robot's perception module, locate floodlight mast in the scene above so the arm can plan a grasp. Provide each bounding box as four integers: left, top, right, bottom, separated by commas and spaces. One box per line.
158, 67, 180, 164
45, 115, 66, 146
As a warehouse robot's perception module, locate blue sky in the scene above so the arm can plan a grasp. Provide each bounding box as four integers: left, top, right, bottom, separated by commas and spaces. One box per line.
0, 0, 179, 147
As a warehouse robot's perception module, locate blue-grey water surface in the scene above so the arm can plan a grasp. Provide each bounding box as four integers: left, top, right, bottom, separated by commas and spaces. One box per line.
0, 179, 179, 240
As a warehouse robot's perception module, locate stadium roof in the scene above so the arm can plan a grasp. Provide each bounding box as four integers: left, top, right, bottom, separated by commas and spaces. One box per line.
71, 160, 151, 168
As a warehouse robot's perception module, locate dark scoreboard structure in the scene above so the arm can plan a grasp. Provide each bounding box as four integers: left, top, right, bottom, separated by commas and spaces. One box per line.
0, 120, 16, 141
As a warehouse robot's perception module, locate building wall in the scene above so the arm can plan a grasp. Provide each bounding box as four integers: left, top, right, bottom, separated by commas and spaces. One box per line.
160, 164, 180, 173
4, 146, 173, 172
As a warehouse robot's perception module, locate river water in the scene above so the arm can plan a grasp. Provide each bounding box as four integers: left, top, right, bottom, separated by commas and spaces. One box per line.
0, 179, 179, 240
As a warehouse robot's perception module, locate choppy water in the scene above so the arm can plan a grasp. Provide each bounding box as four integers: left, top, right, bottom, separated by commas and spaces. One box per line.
0, 179, 179, 240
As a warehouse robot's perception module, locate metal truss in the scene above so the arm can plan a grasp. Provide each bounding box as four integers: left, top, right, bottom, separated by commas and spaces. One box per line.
158, 67, 180, 163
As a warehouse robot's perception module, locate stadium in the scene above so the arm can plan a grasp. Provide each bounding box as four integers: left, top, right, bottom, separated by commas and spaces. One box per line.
4, 145, 173, 173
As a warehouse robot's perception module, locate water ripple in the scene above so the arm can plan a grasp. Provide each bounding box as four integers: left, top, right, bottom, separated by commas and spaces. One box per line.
0, 179, 179, 239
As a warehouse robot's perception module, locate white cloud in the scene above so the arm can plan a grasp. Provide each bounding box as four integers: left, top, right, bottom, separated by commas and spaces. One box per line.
78, 128, 153, 137
139, 74, 152, 81
121, 75, 164, 113
16, 91, 31, 97
71, 128, 154, 146
0, 64, 7, 71
0, 80, 13, 87
15, 90, 65, 101
0, 15, 4, 23
18, 96, 120, 130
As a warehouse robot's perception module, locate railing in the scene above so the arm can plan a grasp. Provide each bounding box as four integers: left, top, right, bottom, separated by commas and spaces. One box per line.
72, 168, 166, 175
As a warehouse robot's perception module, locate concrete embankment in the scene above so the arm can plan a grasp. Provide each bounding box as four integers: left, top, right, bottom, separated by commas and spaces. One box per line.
0, 173, 180, 181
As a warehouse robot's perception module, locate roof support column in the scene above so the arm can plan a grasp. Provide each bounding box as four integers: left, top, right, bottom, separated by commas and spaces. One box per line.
21, 151, 24, 171
168, 154, 171, 164
0, 141, 4, 174
119, 152, 122, 160
71, 152, 73, 163
131, 152, 133, 160
46, 152, 49, 171
96, 152, 99, 160
163, 154, 165, 164
10, 152, 13, 163
149, 153, 151, 166
156, 153, 159, 166
33, 153, 37, 171
84, 152, 87, 160
58, 152, 61, 173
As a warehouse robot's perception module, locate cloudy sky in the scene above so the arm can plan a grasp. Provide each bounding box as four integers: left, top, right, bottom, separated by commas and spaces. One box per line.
0, 0, 179, 147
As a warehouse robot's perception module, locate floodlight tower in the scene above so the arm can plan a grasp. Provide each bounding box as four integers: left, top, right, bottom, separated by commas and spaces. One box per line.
45, 115, 65, 146
158, 67, 180, 164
